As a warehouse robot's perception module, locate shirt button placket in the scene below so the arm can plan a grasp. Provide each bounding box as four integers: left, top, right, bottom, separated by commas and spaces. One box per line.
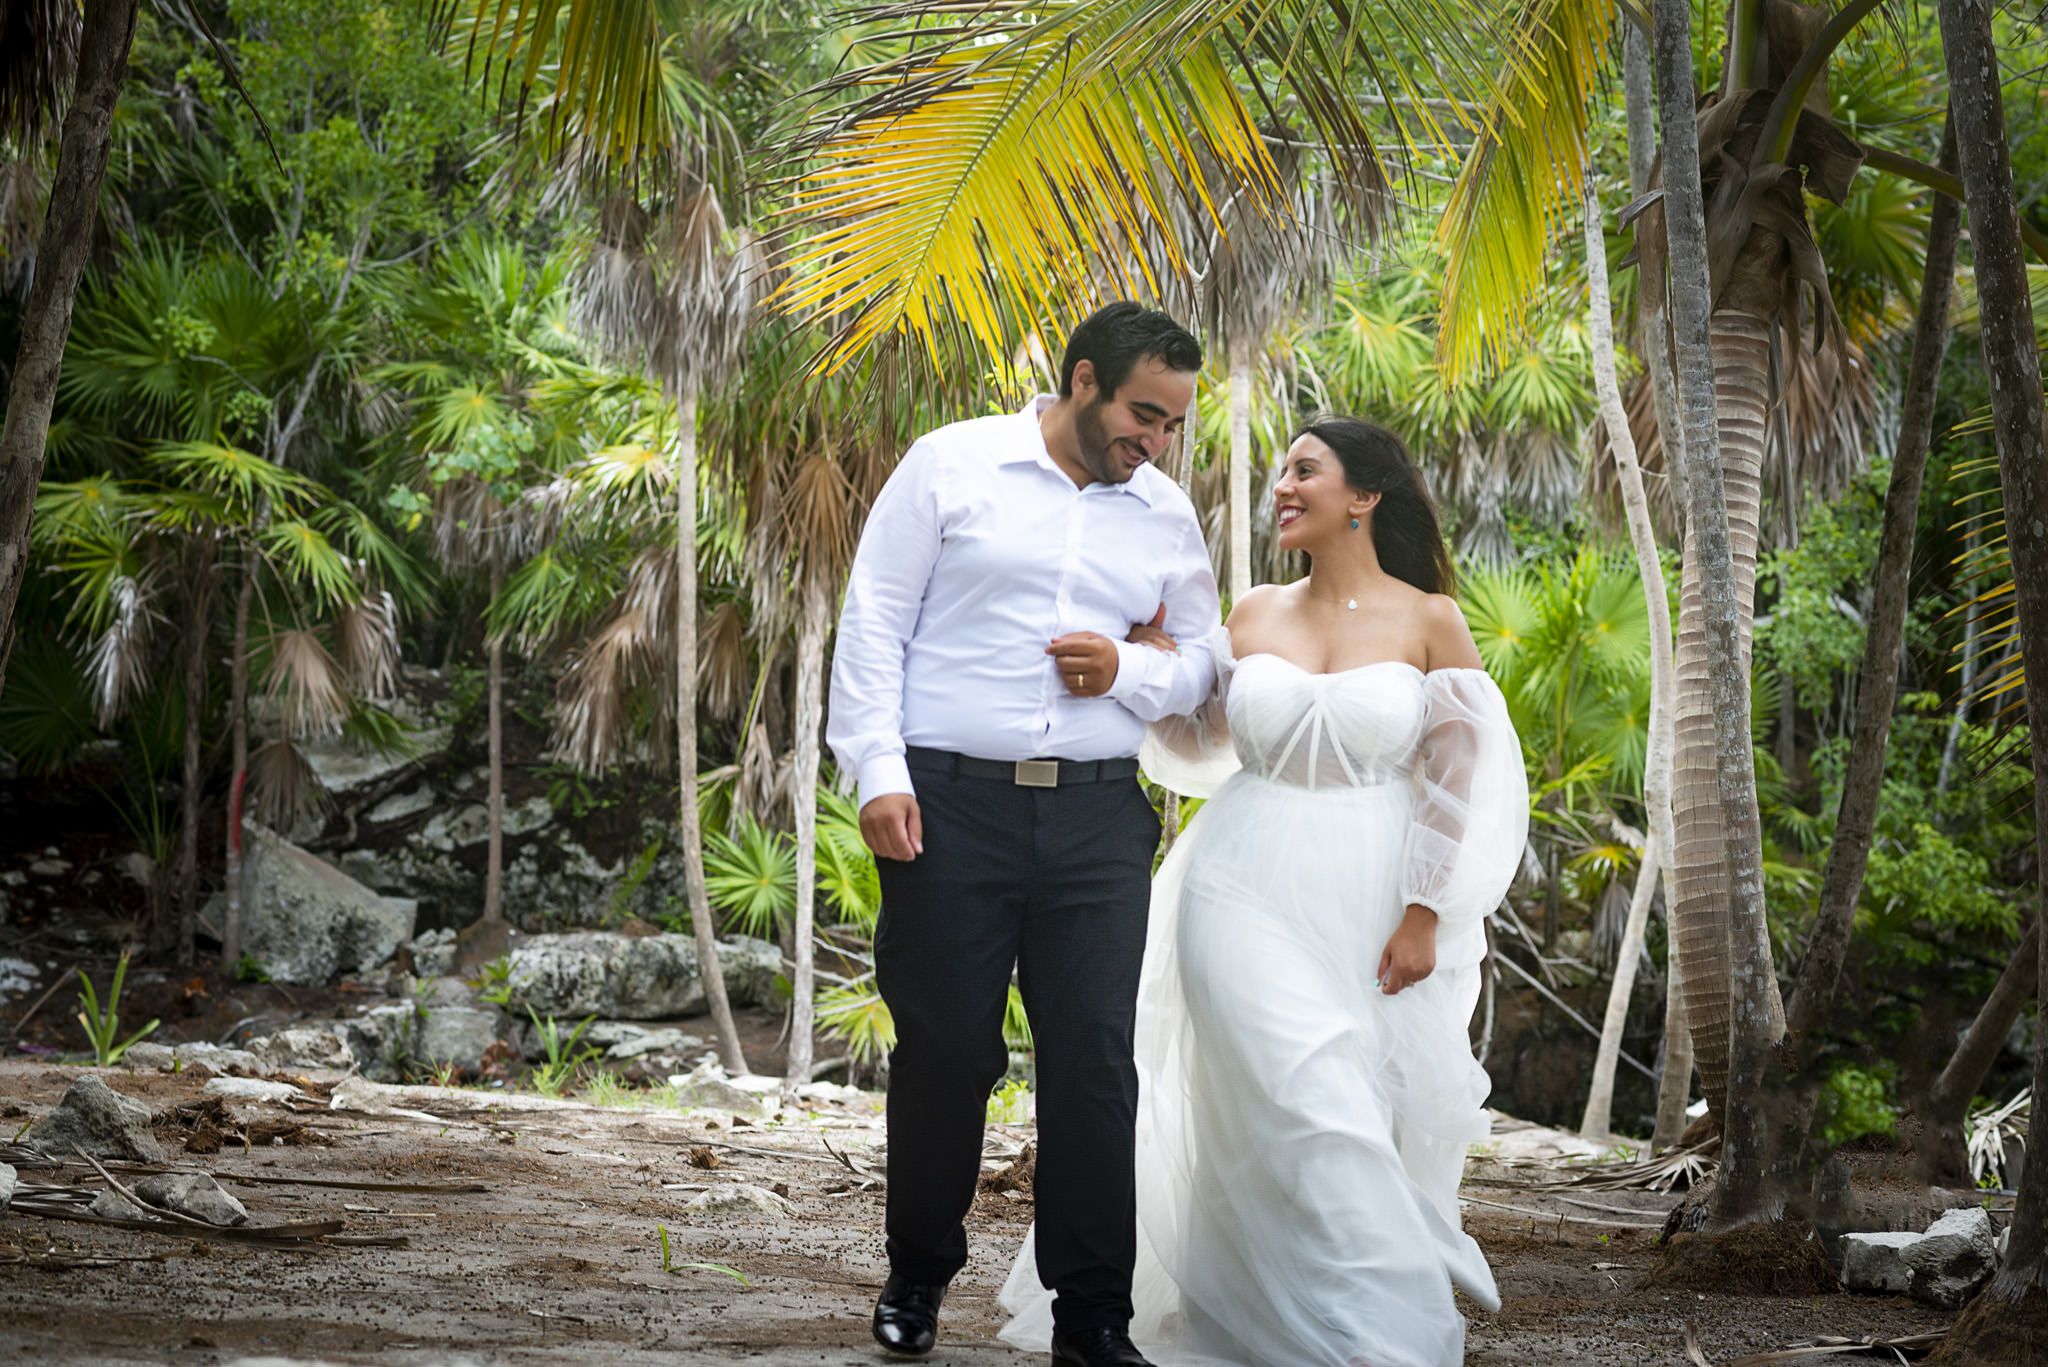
1044, 493, 1087, 747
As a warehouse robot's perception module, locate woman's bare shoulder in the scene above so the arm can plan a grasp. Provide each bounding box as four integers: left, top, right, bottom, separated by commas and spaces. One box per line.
1415, 592, 1482, 671
1225, 582, 1287, 630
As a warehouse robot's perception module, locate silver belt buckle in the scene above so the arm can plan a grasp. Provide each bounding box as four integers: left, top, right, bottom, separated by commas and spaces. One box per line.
1014, 759, 1060, 788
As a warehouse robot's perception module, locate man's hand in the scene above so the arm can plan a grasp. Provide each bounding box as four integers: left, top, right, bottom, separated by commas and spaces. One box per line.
860, 793, 924, 862
1046, 632, 1122, 698
1377, 905, 1439, 994
1125, 604, 1178, 655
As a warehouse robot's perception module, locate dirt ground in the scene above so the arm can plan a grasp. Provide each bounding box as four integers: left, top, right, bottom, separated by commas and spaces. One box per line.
0, 1060, 1955, 1367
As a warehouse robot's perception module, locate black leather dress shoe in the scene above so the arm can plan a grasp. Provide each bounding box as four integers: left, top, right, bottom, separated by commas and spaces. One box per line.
1049, 1326, 1155, 1367
871, 1273, 946, 1356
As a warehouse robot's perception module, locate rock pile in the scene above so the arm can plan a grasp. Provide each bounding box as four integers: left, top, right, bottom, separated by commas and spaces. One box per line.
1841, 1206, 2001, 1307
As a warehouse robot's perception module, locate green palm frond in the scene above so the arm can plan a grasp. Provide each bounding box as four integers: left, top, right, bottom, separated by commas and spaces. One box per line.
703, 810, 798, 938
814, 785, 880, 932
816, 977, 896, 1063
152, 441, 314, 514
1434, 0, 1613, 383
261, 518, 357, 610
457, 0, 675, 173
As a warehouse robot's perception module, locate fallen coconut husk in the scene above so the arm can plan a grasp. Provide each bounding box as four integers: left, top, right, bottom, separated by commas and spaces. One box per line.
981, 1142, 1034, 1195
1641, 1217, 1841, 1298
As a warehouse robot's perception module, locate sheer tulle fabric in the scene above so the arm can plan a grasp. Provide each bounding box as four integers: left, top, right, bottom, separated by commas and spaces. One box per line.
1002, 628, 1528, 1367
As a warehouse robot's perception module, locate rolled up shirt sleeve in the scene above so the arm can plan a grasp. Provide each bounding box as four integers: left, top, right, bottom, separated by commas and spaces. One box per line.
1102, 516, 1222, 722
828, 439, 944, 811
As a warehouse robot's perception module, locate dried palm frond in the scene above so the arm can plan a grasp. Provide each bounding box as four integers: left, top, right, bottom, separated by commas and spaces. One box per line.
331, 592, 400, 701
1559, 1137, 1718, 1192
247, 738, 327, 834
0, 151, 48, 284
431, 475, 501, 570
0, 0, 80, 147
263, 628, 349, 738
697, 598, 747, 724
85, 572, 164, 727
732, 720, 788, 829
551, 545, 673, 772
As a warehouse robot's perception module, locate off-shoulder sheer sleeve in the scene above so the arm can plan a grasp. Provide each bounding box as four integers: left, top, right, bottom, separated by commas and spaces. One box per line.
1402, 668, 1528, 932
1138, 625, 1240, 798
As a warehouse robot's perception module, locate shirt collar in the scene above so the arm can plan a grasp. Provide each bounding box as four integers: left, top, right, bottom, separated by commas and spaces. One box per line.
1001, 394, 1158, 505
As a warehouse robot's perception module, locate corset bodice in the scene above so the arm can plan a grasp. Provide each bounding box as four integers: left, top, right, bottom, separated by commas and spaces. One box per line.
1225, 654, 1428, 790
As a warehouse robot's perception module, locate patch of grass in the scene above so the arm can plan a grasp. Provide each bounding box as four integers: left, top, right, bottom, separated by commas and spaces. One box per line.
526, 1008, 597, 1098
583, 1069, 633, 1109
76, 956, 158, 1067
986, 1078, 1032, 1125
658, 1225, 749, 1285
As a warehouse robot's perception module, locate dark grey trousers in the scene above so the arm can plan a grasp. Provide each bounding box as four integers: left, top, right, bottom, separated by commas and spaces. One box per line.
874, 757, 1159, 1332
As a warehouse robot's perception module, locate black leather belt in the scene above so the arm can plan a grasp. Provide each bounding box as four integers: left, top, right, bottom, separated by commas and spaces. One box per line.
905, 746, 1140, 788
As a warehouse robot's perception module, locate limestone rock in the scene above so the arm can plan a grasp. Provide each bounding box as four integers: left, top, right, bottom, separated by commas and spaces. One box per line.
337, 1003, 420, 1083
509, 932, 784, 1021
1904, 1206, 1998, 1309
245, 1027, 354, 1072
89, 1189, 151, 1221
684, 1183, 794, 1217
406, 928, 457, 978
133, 1173, 248, 1227
415, 1005, 505, 1071
366, 786, 437, 824
602, 1027, 704, 1062
123, 1041, 267, 1075
665, 1064, 767, 1116
239, 824, 416, 984
0, 1161, 15, 1212
25, 1075, 165, 1163
203, 1077, 303, 1104
1840, 1232, 1918, 1294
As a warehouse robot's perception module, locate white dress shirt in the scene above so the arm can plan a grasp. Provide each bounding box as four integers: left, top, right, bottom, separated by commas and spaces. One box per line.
829, 396, 1223, 809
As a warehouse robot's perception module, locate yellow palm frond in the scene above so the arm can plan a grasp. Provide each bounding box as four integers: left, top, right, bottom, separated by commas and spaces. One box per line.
779, 25, 1279, 369
1434, 0, 1615, 383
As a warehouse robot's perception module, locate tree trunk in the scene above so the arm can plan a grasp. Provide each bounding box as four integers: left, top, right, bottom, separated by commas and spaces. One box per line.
1626, 15, 1697, 1152
485, 554, 504, 925
1929, 0, 2048, 1337
1937, 520, 1981, 797
1159, 387, 1200, 856
0, 0, 140, 693
1651, 0, 1781, 1227
1920, 920, 2037, 1185
1767, 121, 1962, 1179
222, 558, 254, 965
1227, 354, 1252, 605
175, 543, 216, 964
674, 392, 747, 1076
1580, 181, 1679, 1141
783, 580, 831, 1097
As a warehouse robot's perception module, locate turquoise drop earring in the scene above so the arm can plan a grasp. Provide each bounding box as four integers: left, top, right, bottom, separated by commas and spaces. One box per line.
1350, 518, 1359, 530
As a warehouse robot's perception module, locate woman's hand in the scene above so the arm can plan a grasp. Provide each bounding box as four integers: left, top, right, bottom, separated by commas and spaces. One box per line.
1377, 905, 1438, 994
1126, 604, 1178, 654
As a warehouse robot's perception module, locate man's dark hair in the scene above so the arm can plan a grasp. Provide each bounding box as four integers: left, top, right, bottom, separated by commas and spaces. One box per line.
1058, 302, 1202, 399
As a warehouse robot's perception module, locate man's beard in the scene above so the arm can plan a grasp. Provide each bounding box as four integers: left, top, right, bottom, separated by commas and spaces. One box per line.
1074, 394, 1137, 485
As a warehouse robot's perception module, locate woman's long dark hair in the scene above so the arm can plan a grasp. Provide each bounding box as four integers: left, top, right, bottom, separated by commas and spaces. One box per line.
1299, 418, 1455, 597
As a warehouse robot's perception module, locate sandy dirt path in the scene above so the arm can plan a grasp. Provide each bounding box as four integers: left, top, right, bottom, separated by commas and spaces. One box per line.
0, 1062, 1950, 1366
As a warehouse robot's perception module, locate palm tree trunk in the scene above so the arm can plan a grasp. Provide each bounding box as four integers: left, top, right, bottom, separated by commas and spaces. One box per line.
674, 392, 747, 1075
1667, 308, 1782, 1123
1770, 124, 1962, 1172
783, 580, 831, 1096
1159, 388, 1199, 856
1626, 16, 1697, 1153
1651, 0, 1781, 1227
0, 0, 139, 695
1580, 182, 1678, 1140
1929, 0, 2048, 1340
1227, 354, 1252, 605
1921, 920, 2037, 1185
175, 543, 215, 964
222, 558, 254, 965
485, 554, 505, 926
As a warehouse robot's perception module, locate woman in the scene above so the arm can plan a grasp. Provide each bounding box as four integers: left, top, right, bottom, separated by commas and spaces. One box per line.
1000, 418, 1526, 1367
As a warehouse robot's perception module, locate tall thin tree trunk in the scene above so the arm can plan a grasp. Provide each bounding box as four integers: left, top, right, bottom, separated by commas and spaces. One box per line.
1626, 17, 1697, 1151
222, 558, 254, 965
1929, 0, 2048, 1342
1767, 123, 1962, 1185
0, 0, 140, 694
1937, 521, 1981, 797
783, 580, 830, 1096
485, 554, 504, 926
1227, 355, 1252, 605
175, 545, 215, 964
1581, 181, 1678, 1141
674, 392, 747, 1076
1651, 0, 1781, 1227
1921, 920, 2037, 1185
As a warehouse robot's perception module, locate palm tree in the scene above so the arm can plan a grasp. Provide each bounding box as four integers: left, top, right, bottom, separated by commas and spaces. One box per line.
1927, 0, 2048, 1347
574, 188, 759, 1076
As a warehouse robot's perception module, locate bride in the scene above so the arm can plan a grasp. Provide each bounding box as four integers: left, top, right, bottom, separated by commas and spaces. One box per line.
999, 418, 1527, 1367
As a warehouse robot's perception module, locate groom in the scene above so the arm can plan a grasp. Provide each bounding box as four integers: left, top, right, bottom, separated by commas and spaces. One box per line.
828, 303, 1221, 1367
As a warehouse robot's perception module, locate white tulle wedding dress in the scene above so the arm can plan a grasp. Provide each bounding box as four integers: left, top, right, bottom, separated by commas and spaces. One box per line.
999, 626, 1528, 1367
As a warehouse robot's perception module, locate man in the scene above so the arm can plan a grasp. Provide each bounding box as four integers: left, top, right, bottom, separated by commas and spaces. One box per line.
828, 303, 1220, 1367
